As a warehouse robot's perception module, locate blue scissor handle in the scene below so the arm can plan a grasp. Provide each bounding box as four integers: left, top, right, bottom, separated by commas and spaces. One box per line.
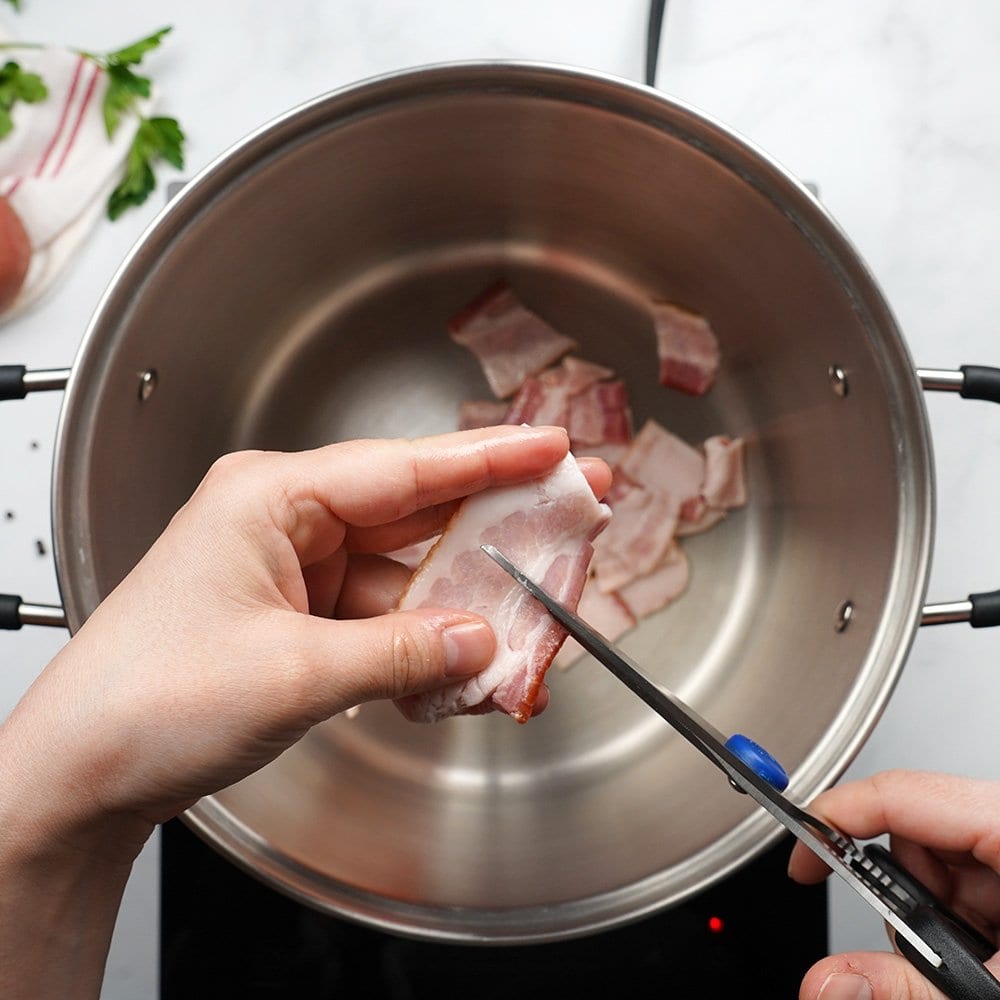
724, 733, 789, 792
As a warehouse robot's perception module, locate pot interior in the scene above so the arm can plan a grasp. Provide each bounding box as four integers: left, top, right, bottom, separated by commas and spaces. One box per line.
53, 65, 932, 940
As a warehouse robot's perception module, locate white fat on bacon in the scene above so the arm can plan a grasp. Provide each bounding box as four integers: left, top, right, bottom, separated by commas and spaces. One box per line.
616, 542, 690, 619
565, 421, 745, 670
653, 300, 720, 396
591, 482, 678, 593
676, 434, 747, 536
504, 356, 633, 453
449, 281, 577, 399
394, 452, 611, 723
590, 420, 700, 591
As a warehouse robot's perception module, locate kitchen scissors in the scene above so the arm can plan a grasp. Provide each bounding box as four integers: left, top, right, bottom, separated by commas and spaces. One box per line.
482, 544, 1000, 1000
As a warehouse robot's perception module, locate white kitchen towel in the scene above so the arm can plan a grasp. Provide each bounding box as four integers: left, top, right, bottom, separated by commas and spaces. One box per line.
0, 41, 150, 317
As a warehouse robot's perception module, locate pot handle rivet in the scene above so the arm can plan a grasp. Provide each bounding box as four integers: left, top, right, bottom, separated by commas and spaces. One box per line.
138, 368, 158, 402
828, 364, 848, 397
835, 599, 854, 632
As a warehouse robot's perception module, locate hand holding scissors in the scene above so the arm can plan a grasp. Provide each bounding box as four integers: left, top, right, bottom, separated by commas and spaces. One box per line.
484, 544, 1000, 1000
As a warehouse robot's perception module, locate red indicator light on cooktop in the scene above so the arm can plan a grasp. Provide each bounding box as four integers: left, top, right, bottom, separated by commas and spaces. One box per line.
707, 916, 725, 934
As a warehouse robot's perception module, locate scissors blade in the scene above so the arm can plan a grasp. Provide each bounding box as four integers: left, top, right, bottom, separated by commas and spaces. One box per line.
481, 543, 942, 969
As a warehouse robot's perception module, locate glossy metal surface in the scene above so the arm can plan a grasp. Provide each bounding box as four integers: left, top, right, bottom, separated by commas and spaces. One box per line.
49, 63, 934, 941
22, 369, 71, 393
16, 601, 66, 627
918, 368, 965, 393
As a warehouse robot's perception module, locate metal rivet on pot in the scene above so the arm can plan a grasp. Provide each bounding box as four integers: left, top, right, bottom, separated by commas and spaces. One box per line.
829, 364, 849, 397
835, 599, 854, 633
138, 368, 158, 402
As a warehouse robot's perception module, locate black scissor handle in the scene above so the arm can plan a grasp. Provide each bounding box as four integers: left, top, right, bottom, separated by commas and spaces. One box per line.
864, 844, 995, 960
863, 845, 1000, 999
896, 905, 1000, 1000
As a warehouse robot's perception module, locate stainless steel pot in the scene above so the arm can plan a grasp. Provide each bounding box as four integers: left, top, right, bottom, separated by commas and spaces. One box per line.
3, 62, 999, 943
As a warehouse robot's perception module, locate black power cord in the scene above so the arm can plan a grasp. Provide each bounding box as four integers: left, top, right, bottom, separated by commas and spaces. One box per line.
645, 0, 668, 85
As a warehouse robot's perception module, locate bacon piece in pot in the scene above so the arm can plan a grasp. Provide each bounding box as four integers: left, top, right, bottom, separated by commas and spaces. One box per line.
503, 374, 572, 427
394, 453, 611, 723
591, 481, 677, 593
617, 419, 705, 516
652, 300, 720, 396
616, 542, 690, 619
449, 281, 577, 398
677, 434, 747, 536
701, 435, 747, 509
566, 380, 632, 446
458, 400, 509, 431
553, 579, 635, 671
503, 356, 634, 460
503, 356, 618, 428
545, 356, 614, 392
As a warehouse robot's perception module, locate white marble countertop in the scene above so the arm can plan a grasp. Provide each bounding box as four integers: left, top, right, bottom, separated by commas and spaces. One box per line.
1, 1, 998, 995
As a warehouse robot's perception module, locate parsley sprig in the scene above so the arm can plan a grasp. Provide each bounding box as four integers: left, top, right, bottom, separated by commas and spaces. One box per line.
0, 25, 184, 219
84, 27, 185, 219
0, 59, 46, 138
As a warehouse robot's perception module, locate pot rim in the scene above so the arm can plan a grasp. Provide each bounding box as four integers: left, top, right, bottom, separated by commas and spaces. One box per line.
51, 59, 935, 941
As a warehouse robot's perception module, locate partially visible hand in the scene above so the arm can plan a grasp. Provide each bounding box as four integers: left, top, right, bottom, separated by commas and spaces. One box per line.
789, 770, 1000, 999
0, 424, 609, 852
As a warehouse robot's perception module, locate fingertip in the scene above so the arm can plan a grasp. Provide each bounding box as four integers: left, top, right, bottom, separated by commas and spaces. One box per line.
801, 951, 949, 1000
531, 683, 550, 716
576, 456, 613, 499
788, 840, 832, 885
443, 618, 496, 676
492, 423, 569, 449
811, 972, 873, 1000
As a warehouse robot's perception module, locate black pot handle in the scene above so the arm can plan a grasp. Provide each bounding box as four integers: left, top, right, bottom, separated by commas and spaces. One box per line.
0, 364, 70, 400
2, 364, 71, 630
920, 365, 1000, 628
0, 594, 66, 629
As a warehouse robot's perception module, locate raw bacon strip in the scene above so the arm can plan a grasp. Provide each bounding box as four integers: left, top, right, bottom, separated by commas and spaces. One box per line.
503, 357, 634, 460
591, 482, 677, 593
585, 421, 698, 596
677, 435, 747, 536
458, 400, 509, 431
543, 356, 614, 392
653, 300, 720, 396
385, 536, 438, 572
566, 380, 632, 446
395, 453, 611, 723
503, 374, 572, 427
701, 435, 747, 509
449, 281, 577, 398
503, 356, 618, 429
553, 580, 635, 671
675, 506, 726, 537
617, 419, 705, 514
616, 542, 690, 619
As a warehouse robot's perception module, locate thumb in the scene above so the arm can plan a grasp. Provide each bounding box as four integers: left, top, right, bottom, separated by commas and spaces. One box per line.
296, 608, 496, 713
801, 953, 948, 1000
